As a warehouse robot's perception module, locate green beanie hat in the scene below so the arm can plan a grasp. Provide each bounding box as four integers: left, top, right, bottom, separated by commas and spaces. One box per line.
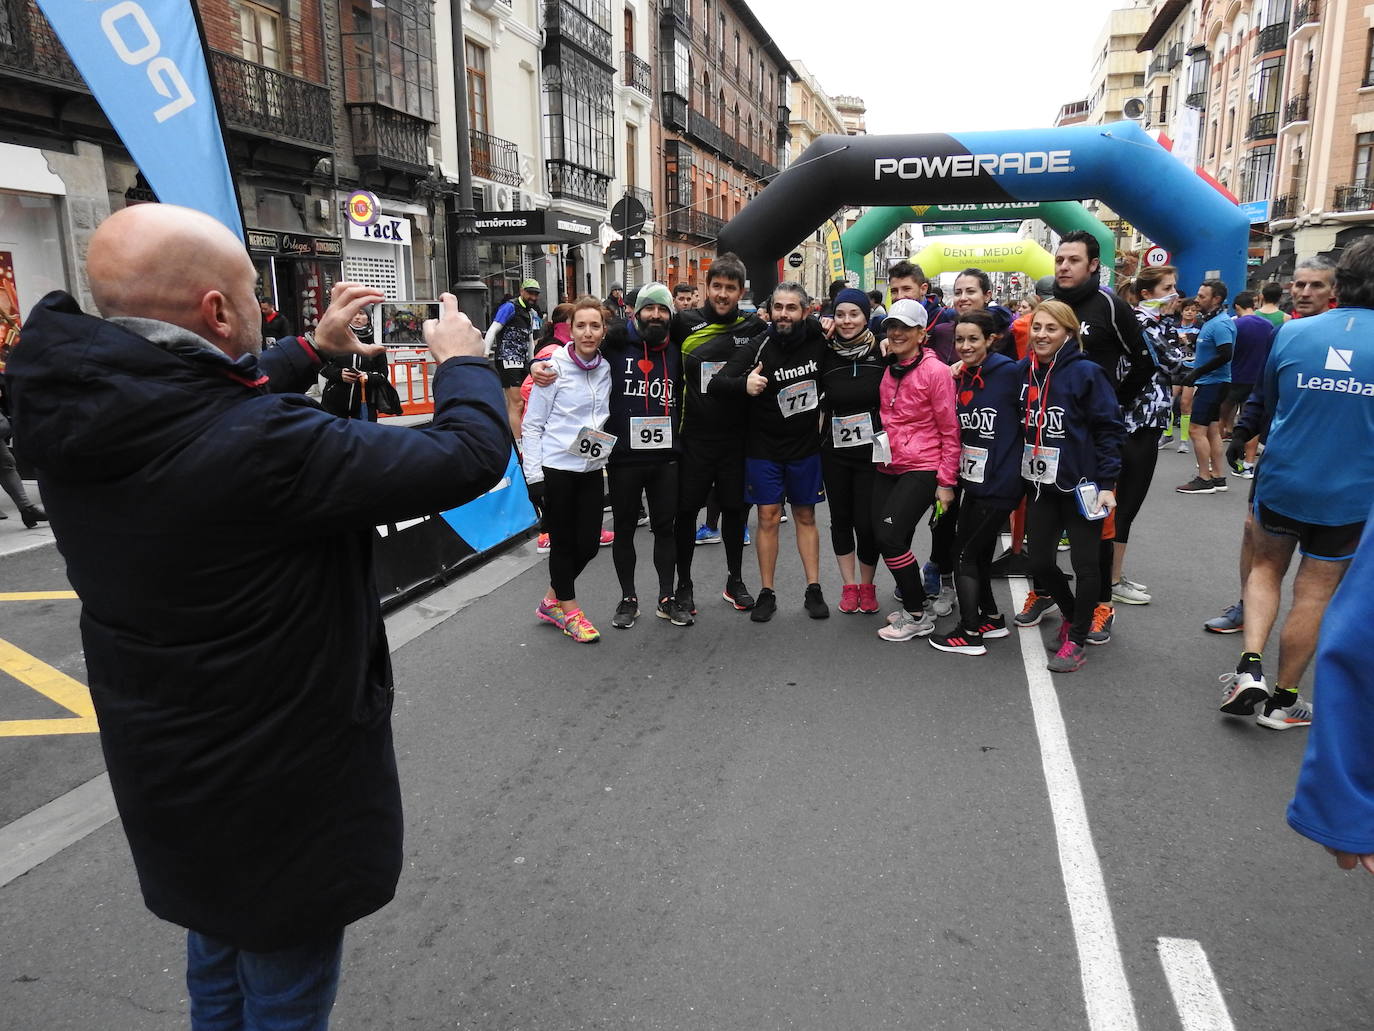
635, 282, 674, 314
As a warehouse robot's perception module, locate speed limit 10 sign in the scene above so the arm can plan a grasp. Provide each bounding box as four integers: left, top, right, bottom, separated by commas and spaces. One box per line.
1142, 246, 1171, 268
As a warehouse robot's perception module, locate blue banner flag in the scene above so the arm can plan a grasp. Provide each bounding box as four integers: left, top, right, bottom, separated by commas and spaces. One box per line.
36, 0, 242, 239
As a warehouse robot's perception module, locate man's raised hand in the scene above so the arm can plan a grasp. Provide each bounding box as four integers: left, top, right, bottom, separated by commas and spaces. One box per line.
314, 282, 386, 359
424, 293, 485, 363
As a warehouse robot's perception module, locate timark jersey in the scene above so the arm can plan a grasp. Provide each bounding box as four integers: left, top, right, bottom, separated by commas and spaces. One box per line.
1258, 307, 1374, 526
711, 318, 830, 462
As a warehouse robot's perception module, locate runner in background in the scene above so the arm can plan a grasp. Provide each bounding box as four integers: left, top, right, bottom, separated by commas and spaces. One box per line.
1161, 296, 1201, 452
486, 278, 543, 438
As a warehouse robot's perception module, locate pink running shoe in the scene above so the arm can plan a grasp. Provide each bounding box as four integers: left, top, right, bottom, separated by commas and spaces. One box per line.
536, 532, 551, 554
536, 598, 567, 629
562, 610, 601, 643
599, 529, 615, 546
857, 583, 880, 613
838, 584, 860, 613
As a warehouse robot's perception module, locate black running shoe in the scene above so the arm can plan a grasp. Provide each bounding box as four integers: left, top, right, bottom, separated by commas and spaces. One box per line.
723, 576, 755, 610
751, 587, 777, 622
675, 581, 697, 616
611, 598, 639, 629
803, 583, 830, 619
656, 596, 693, 626
928, 628, 986, 656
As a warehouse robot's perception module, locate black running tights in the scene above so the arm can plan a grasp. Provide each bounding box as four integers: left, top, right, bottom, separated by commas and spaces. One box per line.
872, 469, 938, 613
954, 498, 1013, 628
1025, 489, 1101, 646
542, 467, 605, 601
609, 461, 678, 601
821, 450, 879, 566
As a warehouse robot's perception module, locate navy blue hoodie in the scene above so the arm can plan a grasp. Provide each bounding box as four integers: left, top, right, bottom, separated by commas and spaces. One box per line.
1017, 341, 1125, 493
603, 317, 681, 464
955, 351, 1024, 505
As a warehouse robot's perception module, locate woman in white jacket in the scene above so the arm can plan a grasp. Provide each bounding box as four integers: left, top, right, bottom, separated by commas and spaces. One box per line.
522, 296, 613, 642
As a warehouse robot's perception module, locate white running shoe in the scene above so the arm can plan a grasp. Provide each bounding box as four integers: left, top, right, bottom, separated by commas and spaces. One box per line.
878, 609, 936, 641
1219, 670, 1268, 715
1257, 695, 1314, 731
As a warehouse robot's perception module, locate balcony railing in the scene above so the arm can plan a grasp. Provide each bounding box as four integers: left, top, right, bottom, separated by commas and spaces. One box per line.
210, 51, 332, 150
759, 159, 779, 180
1246, 110, 1279, 140
543, 0, 613, 65
776, 102, 790, 125
1293, 0, 1320, 29
1256, 21, 1288, 52
1148, 55, 1169, 79
622, 51, 651, 93
545, 158, 611, 206
1270, 194, 1297, 220
349, 104, 430, 174
626, 185, 653, 219
1167, 43, 1183, 69
1333, 181, 1374, 212
688, 108, 722, 154
0, 0, 84, 88
1186, 90, 1206, 109
470, 128, 521, 186
665, 208, 724, 239
660, 91, 687, 130
1283, 93, 1309, 125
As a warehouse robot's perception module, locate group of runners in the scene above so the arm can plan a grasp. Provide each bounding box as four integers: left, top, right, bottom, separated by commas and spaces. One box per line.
506, 234, 1374, 732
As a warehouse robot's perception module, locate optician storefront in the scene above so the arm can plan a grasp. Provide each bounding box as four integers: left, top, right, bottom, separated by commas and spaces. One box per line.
459, 206, 600, 312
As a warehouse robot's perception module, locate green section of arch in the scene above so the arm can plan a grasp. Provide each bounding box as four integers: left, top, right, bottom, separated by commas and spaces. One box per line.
842, 202, 1115, 288
909, 238, 1055, 279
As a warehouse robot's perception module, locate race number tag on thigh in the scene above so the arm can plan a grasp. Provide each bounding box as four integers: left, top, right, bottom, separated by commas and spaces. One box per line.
831, 412, 874, 448
569, 426, 617, 461
960, 444, 989, 484
871, 430, 892, 465
777, 379, 818, 417
503, 358, 526, 370
630, 416, 671, 450
700, 361, 725, 393
1020, 443, 1060, 484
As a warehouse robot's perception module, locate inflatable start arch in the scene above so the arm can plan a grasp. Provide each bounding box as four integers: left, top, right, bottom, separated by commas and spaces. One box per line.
718, 121, 1248, 301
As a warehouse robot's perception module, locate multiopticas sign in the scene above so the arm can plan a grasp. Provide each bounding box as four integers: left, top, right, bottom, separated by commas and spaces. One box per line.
875, 151, 1075, 180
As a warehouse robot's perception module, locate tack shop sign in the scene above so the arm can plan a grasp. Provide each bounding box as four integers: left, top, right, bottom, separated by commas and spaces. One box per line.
347, 216, 413, 246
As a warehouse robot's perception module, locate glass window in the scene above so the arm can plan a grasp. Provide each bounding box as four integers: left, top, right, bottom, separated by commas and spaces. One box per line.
1365, 30, 1374, 87
1250, 55, 1282, 115
238, 1, 281, 69
465, 40, 488, 135
339, 0, 436, 121
1240, 144, 1274, 202
1355, 132, 1374, 184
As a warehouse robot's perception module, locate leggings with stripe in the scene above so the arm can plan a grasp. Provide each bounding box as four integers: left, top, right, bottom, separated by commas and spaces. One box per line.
872, 469, 939, 613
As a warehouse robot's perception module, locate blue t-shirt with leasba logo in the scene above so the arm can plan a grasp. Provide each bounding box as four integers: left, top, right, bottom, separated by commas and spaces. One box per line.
1190, 310, 1235, 385
1258, 307, 1374, 526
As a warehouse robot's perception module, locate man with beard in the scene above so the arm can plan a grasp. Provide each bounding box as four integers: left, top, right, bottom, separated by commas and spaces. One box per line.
601, 283, 688, 629
711, 282, 831, 622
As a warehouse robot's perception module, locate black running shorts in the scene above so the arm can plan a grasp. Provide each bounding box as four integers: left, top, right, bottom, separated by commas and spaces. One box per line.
1255, 501, 1364, 561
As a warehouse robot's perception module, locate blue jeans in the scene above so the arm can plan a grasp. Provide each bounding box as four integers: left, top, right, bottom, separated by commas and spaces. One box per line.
187, 929, 344, 1031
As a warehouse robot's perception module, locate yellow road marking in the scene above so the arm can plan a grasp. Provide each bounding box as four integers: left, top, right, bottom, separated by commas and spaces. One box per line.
0, 591, 79, 602
0, 638, 98, 736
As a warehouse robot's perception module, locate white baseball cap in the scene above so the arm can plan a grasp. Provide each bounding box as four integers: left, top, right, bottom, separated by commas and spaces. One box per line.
883, 298, 929, 329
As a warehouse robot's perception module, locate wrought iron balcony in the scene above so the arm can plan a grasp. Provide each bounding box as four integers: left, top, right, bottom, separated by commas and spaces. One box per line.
470, 128, 521, 187
626, 185, 653, 219
776, 102, 790, 125
0, 0, 84, 89
665, 208, 724, 239
1256, 21, 1288, 52
720, 135, 741, 166
545, 158, 611, 207
1186, 90, 1206, 109
759, 159, 778, 181
349, 104, 430, 175
1283, 93, 1309, 125
623, 51, 652, 94
1148, 55, 1169, 80
1246, 110, 1279, 140
1167, 43, 1183, 69
1333, 181, 1374, 212
688, 109, 722, 154
1293, 0, 1320, 29
660, 91, 687, 130
210, 51, 332, 150
543, 0, 613, 65
1270, 194, 1297, 220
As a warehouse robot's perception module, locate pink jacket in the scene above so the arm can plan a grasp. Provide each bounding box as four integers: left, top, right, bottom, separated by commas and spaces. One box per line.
877, 350, 960, 486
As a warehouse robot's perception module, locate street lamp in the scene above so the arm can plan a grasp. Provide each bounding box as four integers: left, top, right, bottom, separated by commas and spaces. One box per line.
448, 0, 490, 324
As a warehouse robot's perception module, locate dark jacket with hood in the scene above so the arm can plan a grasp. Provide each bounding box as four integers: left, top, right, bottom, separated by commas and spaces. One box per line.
1053, 272, 1154, 408
819, 330, 885, 464
603, 316, 681, 464
672, 304, 767, 442
5, 292, 511, 951
712, 316, 828, 462
955, 351, 1024, 506
1017, 340, 1125, 493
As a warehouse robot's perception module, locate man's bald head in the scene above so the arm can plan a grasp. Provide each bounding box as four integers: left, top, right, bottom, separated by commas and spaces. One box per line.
88, 204, 263, 357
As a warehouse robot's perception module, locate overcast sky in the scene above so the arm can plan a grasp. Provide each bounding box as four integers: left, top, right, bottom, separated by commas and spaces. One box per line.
747, 0, 1134, 135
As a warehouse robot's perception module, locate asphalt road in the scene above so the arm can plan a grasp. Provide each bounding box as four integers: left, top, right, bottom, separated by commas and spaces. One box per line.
2, 448, 1372, 1031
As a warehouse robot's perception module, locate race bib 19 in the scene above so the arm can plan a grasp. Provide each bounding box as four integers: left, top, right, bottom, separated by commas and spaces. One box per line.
777, 379, 818, 417
960, 444, 989, 484
1020, 443, 1060, 484
569, 426, 617, 461
831, 412, 874, 448
629, 416, 671, 450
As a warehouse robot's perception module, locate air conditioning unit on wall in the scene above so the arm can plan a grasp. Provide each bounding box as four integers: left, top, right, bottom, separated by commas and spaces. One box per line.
484, 184, 515, 211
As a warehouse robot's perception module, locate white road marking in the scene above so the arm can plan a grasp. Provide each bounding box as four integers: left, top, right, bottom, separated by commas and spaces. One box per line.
1157, 937, 1236, 1031
1009, 576, 1140, 1031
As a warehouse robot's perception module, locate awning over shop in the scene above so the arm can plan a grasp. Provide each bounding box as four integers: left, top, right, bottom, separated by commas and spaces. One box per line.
472, 209, 599, 245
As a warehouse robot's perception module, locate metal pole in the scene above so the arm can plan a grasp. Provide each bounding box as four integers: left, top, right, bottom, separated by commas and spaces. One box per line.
448, 0, 489, 324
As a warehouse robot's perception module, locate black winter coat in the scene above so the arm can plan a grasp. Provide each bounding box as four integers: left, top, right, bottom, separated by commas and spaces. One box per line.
5, 293, 510, 950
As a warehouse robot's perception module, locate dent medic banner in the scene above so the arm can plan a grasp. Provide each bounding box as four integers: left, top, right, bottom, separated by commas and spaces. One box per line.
37, 0, 242, 240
